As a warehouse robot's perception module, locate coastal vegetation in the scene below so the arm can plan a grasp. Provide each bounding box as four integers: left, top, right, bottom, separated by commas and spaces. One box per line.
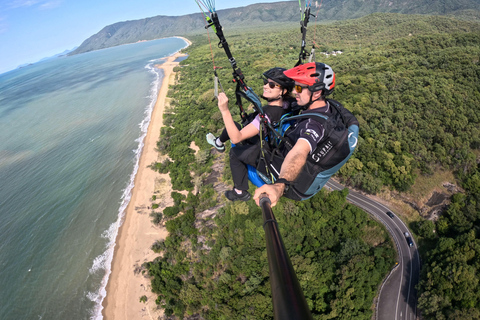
148, 188, 395, 318
146, 12, 480, 319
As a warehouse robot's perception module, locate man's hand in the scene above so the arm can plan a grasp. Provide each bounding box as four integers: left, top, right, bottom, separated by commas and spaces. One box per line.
254, 183, 285, 207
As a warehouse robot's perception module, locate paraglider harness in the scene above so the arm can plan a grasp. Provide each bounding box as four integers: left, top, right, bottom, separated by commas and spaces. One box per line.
255, 99, 359, 200
197, 0, 358, 200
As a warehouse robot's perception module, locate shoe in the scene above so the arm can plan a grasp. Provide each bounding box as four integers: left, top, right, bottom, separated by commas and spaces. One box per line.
206, 133, 225, 152
225, 189, 251, 201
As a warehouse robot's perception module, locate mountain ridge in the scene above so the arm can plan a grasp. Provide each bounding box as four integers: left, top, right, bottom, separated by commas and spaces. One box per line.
70, 0, 480, 55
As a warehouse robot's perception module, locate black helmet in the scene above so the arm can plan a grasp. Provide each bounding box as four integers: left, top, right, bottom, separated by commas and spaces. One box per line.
263, 67, 294, 91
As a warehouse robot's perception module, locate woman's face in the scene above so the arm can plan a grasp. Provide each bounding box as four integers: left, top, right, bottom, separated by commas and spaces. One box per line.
263, 78, 283, 100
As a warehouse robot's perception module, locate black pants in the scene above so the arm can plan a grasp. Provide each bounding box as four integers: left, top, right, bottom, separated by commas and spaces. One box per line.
230, 142, 261, 191
219, 115, 259, 144
220, 122, 261, 145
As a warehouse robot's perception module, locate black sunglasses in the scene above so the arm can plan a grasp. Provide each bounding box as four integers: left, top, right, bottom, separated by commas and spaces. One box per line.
263, 78, 281, 89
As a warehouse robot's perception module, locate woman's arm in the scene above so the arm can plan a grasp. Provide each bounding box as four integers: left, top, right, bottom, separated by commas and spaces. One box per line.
218, 92, 259, 144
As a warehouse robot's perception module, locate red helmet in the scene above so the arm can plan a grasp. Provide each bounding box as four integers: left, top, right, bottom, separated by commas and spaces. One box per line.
284, 62, 335, 95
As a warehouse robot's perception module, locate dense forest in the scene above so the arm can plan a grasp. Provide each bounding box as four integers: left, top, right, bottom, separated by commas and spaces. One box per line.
145, 13, 480, 319
155, 13, 480, 194
415, 169, 480, 319
148, 190, 394, 318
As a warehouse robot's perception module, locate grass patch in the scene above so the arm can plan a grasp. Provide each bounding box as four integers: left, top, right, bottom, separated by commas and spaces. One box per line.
407, 168, 456, 202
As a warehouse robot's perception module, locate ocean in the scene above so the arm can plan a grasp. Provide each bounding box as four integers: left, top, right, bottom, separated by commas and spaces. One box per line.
0, 37, 188, 320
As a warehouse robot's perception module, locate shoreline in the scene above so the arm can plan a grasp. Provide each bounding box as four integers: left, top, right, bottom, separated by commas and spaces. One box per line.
102, 37, 191, 320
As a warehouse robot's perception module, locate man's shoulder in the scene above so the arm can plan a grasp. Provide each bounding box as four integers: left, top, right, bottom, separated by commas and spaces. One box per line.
292, 115, 326, 135
296, 109, 330, 126
308, 100, 334, 113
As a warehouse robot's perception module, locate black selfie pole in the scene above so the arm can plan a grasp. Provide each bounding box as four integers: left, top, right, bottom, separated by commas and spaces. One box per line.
259, 195, 313, 320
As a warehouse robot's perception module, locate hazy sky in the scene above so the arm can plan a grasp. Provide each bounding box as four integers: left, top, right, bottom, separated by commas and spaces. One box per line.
0, 0, 285, 74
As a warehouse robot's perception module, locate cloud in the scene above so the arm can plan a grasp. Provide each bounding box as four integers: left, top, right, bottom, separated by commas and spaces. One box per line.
39, 0, 62, 10
7, 0, 61, 10
8, 0, 42, 9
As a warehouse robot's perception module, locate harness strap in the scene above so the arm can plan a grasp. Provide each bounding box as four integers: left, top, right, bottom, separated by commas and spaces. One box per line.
310, 0, 323, 64
275, 178, 291, 185
201, 9, 264, 122
309, 47, 316, 62
274, 178, 291, 194
295, 2, 316, 66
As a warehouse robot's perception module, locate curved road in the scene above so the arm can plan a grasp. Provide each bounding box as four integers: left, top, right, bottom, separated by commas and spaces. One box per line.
326, 181, 421, 320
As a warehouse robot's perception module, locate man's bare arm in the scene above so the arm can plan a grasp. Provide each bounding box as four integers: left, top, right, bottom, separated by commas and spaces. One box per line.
278, 139, 310, 181
253, 139, 311, 206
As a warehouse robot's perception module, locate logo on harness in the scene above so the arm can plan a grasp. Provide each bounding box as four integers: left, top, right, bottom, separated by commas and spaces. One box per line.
312, 140, 333, 162
305, 128, 319, 140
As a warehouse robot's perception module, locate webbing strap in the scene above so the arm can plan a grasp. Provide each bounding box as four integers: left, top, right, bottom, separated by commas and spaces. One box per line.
204, 11, 265, 122
295, 4, 312, 66
234, 84, 248, 121
214, 74, 218, 97
309, 47, 316, 62
210, 13, 237, 70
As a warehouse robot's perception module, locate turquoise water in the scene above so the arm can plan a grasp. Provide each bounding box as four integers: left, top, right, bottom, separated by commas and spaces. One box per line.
0, 37, 188, 320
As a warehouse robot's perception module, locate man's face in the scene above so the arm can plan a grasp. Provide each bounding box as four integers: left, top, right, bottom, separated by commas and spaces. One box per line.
294, 82, 312, 106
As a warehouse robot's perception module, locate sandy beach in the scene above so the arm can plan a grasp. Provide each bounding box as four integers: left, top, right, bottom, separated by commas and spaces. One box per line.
102, 37, 191, 320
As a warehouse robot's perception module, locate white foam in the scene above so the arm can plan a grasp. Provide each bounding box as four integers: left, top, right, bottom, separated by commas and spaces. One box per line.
87, 37, 190, 320
87, 60, 163, 320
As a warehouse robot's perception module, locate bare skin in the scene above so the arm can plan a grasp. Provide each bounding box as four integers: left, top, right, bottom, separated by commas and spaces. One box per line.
253, 139, 311, 206
253, 83, 326, 207
217, 93, 258, 144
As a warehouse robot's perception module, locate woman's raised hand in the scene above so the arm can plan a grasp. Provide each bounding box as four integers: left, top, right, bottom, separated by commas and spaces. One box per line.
217, 92, 229, 113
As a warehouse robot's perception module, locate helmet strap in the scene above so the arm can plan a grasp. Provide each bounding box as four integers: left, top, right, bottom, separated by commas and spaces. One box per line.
260, 95, 282, 103
301, 89, 322, 110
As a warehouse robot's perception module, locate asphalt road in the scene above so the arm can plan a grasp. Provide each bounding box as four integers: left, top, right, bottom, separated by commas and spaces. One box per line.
326, 181, 421, 320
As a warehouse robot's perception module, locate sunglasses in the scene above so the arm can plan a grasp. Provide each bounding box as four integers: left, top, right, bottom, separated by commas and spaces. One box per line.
294, 85, 309, 93
263, 78, 281, 89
